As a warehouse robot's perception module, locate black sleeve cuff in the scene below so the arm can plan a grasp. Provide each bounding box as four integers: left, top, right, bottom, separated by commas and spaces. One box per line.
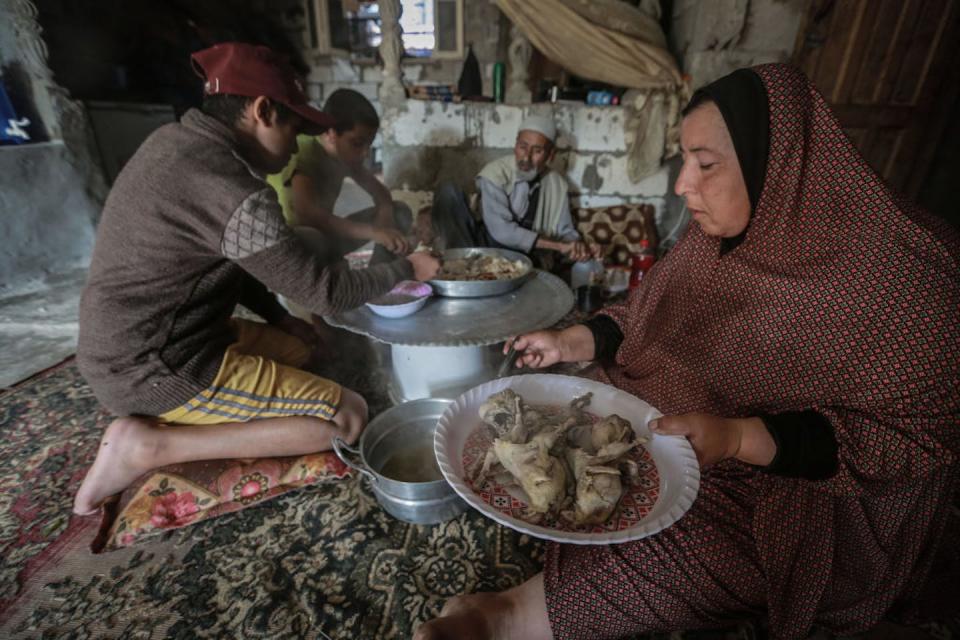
761, 410, 838, 480
239, 276, 288, 324
583, 314, 624, 362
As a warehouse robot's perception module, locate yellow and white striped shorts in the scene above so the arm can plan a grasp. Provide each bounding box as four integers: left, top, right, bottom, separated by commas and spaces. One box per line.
159, 319, 341, 425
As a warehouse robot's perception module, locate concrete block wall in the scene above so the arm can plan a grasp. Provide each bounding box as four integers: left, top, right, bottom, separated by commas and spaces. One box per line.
303, 58, 462, 165
380, 100, 680, 241
296, 0, 505, 165
292, 0, 809, 248
382, 100, 670, 197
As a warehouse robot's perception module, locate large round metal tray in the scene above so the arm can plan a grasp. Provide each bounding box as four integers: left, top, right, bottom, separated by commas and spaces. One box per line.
428, 248, 533, 298
326, 270, 573, 347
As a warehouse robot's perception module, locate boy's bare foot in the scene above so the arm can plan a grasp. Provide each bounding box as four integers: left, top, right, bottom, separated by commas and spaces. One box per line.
73, 416, 157, 516
413, 593, 512, 640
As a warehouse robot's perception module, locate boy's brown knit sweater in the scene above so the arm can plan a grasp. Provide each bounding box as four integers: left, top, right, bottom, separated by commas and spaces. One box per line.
78, 109, 411, 417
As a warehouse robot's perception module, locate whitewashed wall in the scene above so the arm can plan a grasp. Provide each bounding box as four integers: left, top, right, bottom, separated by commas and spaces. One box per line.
291, 0, 506, 164
382, 100, 670, 206
380, 99, 687, 245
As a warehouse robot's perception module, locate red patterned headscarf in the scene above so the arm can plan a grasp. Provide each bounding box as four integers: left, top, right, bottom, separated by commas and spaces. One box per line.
599, 63, 959, 631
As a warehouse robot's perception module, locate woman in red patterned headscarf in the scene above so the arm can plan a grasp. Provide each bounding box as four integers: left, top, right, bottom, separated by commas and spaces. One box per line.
415, 64, 959, 640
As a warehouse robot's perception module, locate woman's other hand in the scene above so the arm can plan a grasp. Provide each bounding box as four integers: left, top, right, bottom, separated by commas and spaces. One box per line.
648, 413, 774, 468
508, 330, 565, 369
508, 324, 597, 369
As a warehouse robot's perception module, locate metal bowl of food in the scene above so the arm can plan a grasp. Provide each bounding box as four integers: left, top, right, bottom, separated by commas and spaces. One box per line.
428, 248, 534, 298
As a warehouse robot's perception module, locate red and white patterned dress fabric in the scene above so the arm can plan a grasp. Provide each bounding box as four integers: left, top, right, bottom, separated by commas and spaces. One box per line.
544, 63, 960, 639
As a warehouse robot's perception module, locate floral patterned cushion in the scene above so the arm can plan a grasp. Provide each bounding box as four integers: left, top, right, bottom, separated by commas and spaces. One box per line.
573, 204, 658, 265
91, 453, 350, 553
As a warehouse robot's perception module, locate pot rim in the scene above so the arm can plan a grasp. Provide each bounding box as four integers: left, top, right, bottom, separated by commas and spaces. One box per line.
356, 398, 454, 489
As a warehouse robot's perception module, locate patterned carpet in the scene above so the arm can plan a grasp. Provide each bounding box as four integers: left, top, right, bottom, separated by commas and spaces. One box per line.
0, 331, 955, 639
0, 349, 550, 639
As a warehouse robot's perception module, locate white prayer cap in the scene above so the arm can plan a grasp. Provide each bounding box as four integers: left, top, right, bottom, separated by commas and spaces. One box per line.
518, 113, 557, 143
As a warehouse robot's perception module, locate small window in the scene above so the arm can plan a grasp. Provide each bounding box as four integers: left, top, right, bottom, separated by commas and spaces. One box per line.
305, 0, 463, 60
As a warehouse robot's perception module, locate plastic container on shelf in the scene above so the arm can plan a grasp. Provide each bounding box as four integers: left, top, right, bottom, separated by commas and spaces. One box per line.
493, 62, 506, 103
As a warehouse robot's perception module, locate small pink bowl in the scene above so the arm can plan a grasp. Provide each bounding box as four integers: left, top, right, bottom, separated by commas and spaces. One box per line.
366, 281, 433, 318
390, 281, 433, 297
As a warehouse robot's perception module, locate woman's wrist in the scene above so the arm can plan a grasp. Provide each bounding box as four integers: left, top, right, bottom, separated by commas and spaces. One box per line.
730, 417, 776, 466
558, 325, 596, 362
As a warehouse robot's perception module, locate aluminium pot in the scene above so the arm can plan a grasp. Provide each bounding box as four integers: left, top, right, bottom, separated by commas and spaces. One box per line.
332, 398, 467, 525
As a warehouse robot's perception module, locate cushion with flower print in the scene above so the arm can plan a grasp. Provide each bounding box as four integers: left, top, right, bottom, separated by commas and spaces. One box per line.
91, 452, 350, 553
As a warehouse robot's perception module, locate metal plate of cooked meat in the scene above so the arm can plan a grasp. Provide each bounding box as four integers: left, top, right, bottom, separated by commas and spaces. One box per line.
428, 248, 533, 298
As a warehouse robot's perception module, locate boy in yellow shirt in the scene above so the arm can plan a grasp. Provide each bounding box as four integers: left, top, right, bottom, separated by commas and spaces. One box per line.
268, 89, 411, 263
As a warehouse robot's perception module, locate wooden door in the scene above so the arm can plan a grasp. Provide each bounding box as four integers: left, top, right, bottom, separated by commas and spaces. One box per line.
793, 0, 960, 197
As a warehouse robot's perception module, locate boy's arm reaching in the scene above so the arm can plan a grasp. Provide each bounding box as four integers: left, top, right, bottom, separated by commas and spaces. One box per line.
291, 173, 376, 241
222, 188, 413, 315
351, 165, 395, 228
292, 172, 408, 254
348, 167, 410, 255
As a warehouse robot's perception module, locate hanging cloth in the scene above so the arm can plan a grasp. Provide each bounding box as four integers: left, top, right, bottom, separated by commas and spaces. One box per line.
494, 0, 688, 181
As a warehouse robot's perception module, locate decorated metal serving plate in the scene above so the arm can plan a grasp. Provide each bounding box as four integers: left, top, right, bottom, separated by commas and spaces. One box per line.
428, 248, 533, 298
434, 374, 701, 545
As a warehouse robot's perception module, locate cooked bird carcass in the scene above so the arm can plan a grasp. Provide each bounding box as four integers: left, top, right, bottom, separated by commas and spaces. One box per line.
591, 414, 634, 450
473, 389, 650, 526
563, 441, 638, 526
493, 438, 567, 514
478, 388, 531, 443
474, 395, 583, 490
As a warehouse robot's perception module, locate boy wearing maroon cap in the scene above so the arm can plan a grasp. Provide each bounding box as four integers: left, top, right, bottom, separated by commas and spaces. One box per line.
73, 42, 440, 516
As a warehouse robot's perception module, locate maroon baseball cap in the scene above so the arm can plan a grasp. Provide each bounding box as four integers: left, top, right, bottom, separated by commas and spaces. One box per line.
191, 42, 334, 132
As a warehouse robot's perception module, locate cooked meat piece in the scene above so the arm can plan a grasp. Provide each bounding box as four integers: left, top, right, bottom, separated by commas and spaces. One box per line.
493, 438, 567, 513
478, 389, 523, 440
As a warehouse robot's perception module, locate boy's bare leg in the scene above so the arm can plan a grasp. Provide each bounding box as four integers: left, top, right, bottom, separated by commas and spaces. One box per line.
413, 573, 552, 640
73, 388, 367, 516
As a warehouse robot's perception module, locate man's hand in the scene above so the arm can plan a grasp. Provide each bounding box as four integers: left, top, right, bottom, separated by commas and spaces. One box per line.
373, 228, 411, 255
274, 314, 319, 349
648, 413, 774, 469
564, 241, 593, 262
407, 251, 441, 281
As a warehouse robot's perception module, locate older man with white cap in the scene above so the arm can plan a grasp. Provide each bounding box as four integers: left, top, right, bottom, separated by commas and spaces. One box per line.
431, 112, 595, 263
